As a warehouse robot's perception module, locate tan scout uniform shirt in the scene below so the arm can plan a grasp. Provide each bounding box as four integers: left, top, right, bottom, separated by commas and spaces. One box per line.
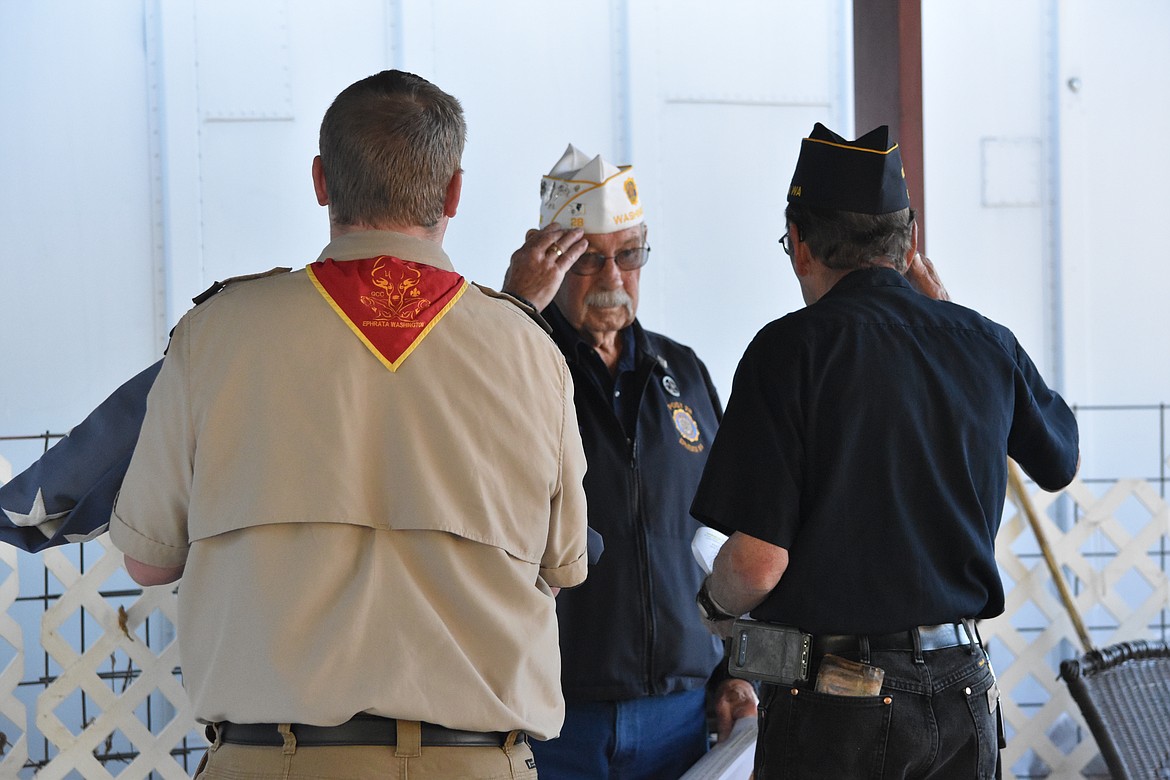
111, 231, 588, 739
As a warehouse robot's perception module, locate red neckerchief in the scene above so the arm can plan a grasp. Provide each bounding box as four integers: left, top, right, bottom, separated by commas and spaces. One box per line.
307, 255, 467, 371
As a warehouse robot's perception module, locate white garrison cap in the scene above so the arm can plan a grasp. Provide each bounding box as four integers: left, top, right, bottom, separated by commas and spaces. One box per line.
538, 144, 644, 235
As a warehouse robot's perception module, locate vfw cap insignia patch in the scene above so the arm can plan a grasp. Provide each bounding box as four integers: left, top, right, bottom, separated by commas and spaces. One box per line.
307, 255, 467, 371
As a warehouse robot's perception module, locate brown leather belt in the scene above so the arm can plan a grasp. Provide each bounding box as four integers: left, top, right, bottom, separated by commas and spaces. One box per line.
814, 622, 976, 656
213, 715, 526, 748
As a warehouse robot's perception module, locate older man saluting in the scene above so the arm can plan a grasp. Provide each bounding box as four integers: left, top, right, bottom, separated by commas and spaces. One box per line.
502, 146, 755, 779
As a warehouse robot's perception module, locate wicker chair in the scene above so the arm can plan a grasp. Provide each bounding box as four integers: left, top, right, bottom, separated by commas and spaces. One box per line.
1057, 640, 1170, 779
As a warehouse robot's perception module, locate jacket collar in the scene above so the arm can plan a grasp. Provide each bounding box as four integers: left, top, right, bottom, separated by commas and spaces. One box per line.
315, 230, 454, 272
544, 303, 648, 367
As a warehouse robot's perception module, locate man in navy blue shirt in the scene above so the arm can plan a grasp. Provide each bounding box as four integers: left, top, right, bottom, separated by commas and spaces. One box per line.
690, 123, 1079, 779
503, 145, 757, 779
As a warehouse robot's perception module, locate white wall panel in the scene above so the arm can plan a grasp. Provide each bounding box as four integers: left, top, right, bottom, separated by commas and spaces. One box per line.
198, 0, 295, 122
7, 0, 1168, 469
628, 0, 852, 399
187, 0, 393, 299
196, 1, 346, 289
652, 101, 819, 400
922, 1, 1054, 384
924, 0, 1170, 413
0, 0, 852, 454
427, 0, 620, 290
1056, 0, 1170, 407
0, 1, 157, 435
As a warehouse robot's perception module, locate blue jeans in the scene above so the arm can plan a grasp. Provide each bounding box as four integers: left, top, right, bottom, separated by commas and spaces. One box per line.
532, 688, 708, 779
755, 645, 1000, 779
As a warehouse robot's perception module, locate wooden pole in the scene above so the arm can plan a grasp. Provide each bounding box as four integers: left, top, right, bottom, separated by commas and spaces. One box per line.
1007, 459, 1093, 652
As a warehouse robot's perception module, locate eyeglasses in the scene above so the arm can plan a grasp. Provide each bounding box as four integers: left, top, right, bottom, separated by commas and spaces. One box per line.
569, 246, 651, 276
778, 231, 793, 257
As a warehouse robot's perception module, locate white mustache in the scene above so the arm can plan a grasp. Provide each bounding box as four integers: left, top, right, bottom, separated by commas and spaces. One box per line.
583, 289, 633, 309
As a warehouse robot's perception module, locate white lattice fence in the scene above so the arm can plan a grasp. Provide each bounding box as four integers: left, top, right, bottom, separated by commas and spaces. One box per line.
987, 475, 1170, 779
0, 453, 29, 775
34, 537, 197, 780
0, 474, 1165, 777
1, 544, 29, 775
0, 534, 206, 778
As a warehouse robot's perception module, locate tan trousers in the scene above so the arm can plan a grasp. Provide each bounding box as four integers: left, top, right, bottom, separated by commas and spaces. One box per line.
195, 720, 538, 779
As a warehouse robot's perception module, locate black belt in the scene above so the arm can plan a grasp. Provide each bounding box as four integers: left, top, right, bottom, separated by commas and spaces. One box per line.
213, 715, 526, 748
814, 622, 976, 657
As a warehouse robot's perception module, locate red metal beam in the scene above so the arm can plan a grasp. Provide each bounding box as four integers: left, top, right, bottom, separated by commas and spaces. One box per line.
853, 0, 925, 252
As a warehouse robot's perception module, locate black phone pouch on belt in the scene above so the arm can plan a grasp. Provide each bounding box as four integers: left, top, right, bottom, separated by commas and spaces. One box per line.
728, 619, 812, 685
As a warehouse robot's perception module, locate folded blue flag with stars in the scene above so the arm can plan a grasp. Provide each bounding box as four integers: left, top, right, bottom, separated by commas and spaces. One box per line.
0, 356, 607, 563
3, 268, 607, 560
0, 270, 264, 553
0, 360, 162, 552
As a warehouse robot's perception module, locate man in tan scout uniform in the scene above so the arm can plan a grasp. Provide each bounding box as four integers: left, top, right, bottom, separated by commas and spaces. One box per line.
111, 70, 588, 779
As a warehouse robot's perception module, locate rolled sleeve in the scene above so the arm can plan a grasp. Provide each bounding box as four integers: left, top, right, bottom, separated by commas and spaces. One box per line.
109, 319, 194, 570
541, 362, 589, 589
540, 549, 588, 589
110, 513, 190, 569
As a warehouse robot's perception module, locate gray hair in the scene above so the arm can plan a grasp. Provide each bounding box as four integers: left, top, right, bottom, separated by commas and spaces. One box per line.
318, 70, 466, 228
785, 204, 915, 272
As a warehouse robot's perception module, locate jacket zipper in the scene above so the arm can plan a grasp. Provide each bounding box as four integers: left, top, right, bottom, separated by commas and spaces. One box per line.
630, 353, 661, 696
629, 434, 657, 694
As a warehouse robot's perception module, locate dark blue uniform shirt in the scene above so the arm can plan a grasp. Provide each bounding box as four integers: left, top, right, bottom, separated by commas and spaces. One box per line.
567, 320, 640, 437
690, 267, 1079, 635
544, 304, 724, 700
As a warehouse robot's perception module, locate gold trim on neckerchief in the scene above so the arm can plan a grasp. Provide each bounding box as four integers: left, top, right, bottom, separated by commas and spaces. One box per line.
307, 255, 467, 371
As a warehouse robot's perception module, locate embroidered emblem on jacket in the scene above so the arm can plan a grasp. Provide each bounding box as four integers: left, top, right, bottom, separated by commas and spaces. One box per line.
669, 401, 703, 453
307, 255, 467, 372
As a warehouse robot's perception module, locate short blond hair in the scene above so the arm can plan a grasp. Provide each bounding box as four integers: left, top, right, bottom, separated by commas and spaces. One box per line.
318, 70, 466, 228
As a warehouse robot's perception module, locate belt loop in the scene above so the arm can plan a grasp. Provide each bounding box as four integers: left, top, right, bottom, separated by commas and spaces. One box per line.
205, 722, 224, 753
911, 627, 924, 663
859, 635, 871, 665
277, 723, 297, 756
962, 617, 979, 655
503, 729, 520, 755
395, 719, 422, 758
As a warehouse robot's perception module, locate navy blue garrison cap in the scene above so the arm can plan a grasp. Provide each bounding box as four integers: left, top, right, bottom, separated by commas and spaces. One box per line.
787, 123, 910, 215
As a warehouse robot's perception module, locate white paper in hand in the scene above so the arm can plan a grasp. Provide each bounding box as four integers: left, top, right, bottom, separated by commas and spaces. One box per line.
692, 526, 729, 575
679, 715, 757, 779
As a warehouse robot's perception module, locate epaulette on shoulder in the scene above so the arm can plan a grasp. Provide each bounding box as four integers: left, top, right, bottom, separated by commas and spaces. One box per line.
191, 267, 293, 306
472, 283, 552, 335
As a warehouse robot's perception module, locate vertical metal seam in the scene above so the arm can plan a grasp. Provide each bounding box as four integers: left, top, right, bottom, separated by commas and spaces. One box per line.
611, 0, 632, 164
839, 0, 856, 134
1046, 0, 1066, 393
144, 0, 168, 355
386, 0, 403, 69
143, 0, 185, 732
191, 0, 206, 321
